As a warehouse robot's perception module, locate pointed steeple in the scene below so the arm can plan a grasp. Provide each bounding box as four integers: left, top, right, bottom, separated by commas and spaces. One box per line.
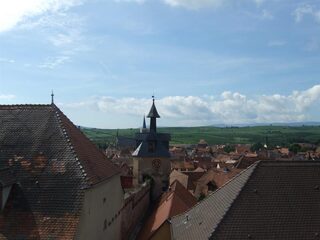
143, 115, 147, 129
140, 115, 148, 133
147, 96, 160, 118
147, 96, 160, 132
51, 90, 54, 104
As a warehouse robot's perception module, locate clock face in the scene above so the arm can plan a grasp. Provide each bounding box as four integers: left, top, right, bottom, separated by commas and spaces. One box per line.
152, 159, 161, 170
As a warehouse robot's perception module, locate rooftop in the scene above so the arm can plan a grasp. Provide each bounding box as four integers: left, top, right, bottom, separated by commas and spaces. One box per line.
171, 161, 320, 240
0, 104, 120, 239
137, 180, 197, 240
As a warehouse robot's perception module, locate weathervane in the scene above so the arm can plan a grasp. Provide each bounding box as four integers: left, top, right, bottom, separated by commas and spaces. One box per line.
51, 90, 54, 104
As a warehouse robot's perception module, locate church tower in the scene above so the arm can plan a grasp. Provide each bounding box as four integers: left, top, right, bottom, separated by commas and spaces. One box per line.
132, 97, 171, 200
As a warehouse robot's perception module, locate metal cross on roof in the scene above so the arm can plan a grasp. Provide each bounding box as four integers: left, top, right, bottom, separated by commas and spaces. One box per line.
51, 90, 54, 104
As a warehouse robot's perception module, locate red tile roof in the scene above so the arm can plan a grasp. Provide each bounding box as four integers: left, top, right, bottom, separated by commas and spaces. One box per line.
55, 105, 120, 185
137, 180, 197, 240
0, 104, 120, 239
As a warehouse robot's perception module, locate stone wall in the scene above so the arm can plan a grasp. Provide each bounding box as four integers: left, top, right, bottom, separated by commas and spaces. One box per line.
121, 183, 150, 240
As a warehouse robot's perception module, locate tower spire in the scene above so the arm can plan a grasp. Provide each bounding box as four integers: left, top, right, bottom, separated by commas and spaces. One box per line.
143, 115, 146, 129
51, 90, 54, 104
147, 96, 160, 133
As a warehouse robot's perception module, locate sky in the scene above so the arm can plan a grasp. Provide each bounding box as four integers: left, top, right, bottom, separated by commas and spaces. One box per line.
0, 0, 320, 128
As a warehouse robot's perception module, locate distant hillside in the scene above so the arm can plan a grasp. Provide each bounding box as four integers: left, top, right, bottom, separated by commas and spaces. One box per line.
212, 122, 320, 127
81, 125, 320, 148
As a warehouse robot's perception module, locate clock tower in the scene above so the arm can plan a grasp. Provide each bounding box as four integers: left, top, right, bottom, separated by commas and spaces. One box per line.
132, 97, 171, 200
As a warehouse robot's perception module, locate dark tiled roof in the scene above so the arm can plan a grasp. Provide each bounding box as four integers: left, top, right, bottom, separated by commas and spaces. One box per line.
116, 136, 136, 149
147, 101, 160, 118
0, 104, 119, 239
170, 164, 256, 240
0, 168, 16, 187
171, 161, 320, 240
132, 140, 170, 158
56, 106, 120, 185
211, 161, 320, 240
235, 156, 260, 169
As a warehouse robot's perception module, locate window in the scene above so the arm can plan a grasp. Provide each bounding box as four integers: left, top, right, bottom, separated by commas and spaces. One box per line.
148, 141, 156, 153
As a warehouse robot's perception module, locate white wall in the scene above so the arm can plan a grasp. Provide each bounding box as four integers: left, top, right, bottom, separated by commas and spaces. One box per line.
76, 174, 124, 240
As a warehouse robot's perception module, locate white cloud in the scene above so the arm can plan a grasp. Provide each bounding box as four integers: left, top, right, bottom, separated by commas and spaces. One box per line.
305, 38, 319, 52
114, 0, 146, 3
261, 9, 273, 20
268, 40, 286, 47
0, 58, 15, 63
38, 56, 70, 69
114, 0, 266, 9
293, 4, 320, 23
163, 0, 224, 9
315, 10, 320, 23
293, 4, 313, 22
48, 29, 82, 47
0, 94, 16, 100
62, 85, 320, 126
253, 0, 264, 6
0, 0, 82, 32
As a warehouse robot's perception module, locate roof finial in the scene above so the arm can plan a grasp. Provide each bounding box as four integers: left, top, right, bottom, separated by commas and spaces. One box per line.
51, 90, 54, 104
152, 95, 155, 103
143, 115, 146, 129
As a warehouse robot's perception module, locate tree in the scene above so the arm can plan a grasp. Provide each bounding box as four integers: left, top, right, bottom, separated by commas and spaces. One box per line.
289, 144, 302, 154
250, 142, 264, 152
223, 145, 235, 153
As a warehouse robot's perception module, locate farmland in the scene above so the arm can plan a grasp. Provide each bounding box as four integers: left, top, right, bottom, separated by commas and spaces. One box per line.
81, 125, 320, 147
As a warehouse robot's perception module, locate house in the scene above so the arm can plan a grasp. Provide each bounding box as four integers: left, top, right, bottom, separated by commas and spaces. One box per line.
170, 161, 320, 240
197, 139, 208, 149
137, 180, 197, 240
0, 104, 123, 239
170, 160, 195, 172
193, 168, 242, 198
235, 144, 251, 155
169, 170, 205, 195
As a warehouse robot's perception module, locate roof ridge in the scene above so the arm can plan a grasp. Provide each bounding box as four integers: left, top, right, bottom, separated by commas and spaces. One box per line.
52, 104, 120, 185
0, 104, 51, 106
52, 105, 90, 187
210, 161, 261, 237
170, 161, 260, 220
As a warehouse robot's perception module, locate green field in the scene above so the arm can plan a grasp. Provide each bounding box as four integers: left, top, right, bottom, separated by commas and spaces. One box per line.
81, 125, 320, 148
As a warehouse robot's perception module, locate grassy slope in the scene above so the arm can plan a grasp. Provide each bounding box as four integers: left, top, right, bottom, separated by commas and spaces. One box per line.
81, 125, 320, 146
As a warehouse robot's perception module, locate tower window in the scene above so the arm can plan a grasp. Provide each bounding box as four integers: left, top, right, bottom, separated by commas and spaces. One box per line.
148, 141, 156, 153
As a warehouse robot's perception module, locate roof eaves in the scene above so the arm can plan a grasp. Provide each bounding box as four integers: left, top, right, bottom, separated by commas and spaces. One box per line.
53, 104, 121, 186
53, 105, 90, 187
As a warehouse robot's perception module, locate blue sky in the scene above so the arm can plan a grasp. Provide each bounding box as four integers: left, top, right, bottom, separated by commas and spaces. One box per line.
0, 0, 320, 128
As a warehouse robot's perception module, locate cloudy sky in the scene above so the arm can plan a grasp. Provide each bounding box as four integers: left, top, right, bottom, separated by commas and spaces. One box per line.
0, 0, 320, 128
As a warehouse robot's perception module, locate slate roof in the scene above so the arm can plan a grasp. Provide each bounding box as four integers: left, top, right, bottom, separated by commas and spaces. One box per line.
132, 140, 171, 158
171, 161, 320, 240
137, 180, 197, 240
0, 168, 16, 187
170, 163, 257, 240
0, 104, 120, 239
211, 161, 320, 240
147, 101, 160, 118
